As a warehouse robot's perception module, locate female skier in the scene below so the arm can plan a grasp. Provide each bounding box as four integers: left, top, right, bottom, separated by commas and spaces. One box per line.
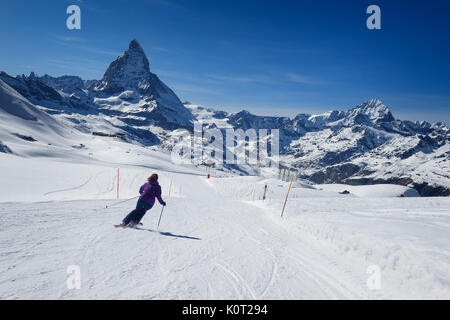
117, 174, 166, 228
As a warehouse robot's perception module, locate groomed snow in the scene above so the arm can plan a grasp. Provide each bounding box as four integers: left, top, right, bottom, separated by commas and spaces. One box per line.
1, 150, 449, 299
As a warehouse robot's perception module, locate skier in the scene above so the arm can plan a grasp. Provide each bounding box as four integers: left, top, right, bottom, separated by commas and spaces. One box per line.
117, 174, 166, 228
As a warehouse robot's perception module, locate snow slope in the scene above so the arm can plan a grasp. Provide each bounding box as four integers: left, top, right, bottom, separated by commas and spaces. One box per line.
0, 79, 71, 150
1, 152, 449, 299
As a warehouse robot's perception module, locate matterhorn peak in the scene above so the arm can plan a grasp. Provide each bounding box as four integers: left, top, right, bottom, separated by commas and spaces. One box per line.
97, 39, 151, 94
128, 39, 145, 52
88, 39, 194, 128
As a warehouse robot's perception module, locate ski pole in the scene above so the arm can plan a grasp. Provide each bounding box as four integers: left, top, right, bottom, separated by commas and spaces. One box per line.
157, 205, 165, 230
105, 195, 139, 209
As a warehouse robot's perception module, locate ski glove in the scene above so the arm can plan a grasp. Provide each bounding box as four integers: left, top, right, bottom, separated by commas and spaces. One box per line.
162, 201, 167, 206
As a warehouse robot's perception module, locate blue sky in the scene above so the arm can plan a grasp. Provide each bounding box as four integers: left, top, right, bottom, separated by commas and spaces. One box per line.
1, 0, 449, 124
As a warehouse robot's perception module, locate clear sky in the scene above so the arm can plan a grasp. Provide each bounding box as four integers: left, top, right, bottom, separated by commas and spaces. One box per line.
1, 0, 449, 124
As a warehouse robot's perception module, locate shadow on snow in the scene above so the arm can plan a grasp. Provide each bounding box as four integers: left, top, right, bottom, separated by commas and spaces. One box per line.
132, 227, 201, 240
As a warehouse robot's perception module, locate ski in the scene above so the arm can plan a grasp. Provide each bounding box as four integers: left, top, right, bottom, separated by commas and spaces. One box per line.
114, 222, 143, 228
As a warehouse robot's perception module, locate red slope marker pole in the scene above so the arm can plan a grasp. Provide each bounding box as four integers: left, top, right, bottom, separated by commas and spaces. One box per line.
281, 176, 294, 218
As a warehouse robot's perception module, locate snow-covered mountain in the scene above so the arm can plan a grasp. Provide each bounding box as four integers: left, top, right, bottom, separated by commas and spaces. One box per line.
0, 78, 90, 160
186, 101, 449, 196
0, 39, 193, 139
0, 40, 448, 196
93, 39, 193, 129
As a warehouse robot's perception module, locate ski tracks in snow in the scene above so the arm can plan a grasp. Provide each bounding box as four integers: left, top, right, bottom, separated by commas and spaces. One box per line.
202, 177, 374, 300
4, 174, 435, 299
43, 175, 93, 196
215, 261, 257, 300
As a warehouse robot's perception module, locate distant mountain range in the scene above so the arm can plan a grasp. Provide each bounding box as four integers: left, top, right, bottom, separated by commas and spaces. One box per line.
0, 39, 448, 196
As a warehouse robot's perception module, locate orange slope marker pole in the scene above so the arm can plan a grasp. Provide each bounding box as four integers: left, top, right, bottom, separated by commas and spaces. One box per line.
169, 178, 173, 197
281, 176, 294, 218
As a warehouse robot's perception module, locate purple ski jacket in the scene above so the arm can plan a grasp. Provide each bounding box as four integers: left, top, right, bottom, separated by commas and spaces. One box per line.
139, 181, 165, 206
